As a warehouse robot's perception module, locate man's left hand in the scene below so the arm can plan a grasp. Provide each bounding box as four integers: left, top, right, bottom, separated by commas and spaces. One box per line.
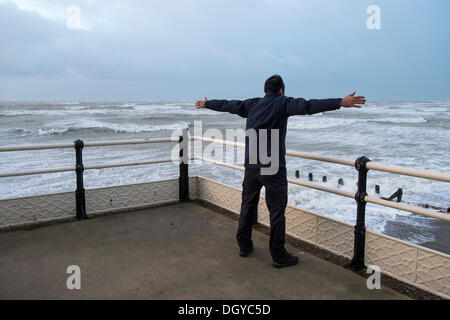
340, 92, 366, 108
195, 97, 208, 108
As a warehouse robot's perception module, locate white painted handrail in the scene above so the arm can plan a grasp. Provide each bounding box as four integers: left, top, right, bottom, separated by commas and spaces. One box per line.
192, 136, 450, 182
365, 162, 450, 182
287, 178, 355, 199
84, 159, 172, 170
0, 159, 173, 177
1, 136, 448, 222
84, 138, 179, 147
0, 143, 75, 152
365, 195, 450, 222
194, 156, 450, 223
286, 150, 355, 167
192, 136, 245, 149
0, 167, 75, 177
0, 137, 178, 152
194, 156, 245, 172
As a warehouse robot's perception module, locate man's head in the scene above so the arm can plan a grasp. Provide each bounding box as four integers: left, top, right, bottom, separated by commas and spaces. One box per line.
264, 74, 285, 95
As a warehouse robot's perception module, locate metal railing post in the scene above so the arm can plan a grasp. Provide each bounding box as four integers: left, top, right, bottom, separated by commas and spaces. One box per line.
74, 139, 87, 220
347, 156, 370, 271
179, 130, 190, 202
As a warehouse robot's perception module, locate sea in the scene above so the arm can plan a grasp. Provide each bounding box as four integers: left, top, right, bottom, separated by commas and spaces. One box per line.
0, 100, 449, 250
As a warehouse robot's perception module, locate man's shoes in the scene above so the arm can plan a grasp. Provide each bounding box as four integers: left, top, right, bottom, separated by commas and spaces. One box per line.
272, 252, 299, 268
239, 245, 254, 257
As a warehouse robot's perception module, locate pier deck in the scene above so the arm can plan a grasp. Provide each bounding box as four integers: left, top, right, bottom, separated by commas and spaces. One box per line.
0, 202, 408, 299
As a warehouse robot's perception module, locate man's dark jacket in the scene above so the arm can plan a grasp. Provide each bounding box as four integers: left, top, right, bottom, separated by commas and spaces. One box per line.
205, 91, 341, 169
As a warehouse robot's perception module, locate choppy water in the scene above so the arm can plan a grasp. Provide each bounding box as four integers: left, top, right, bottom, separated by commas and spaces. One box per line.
0, 101, 449, 247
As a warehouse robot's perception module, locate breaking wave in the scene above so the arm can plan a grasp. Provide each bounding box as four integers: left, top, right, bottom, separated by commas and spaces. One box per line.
7, 121, 191, 136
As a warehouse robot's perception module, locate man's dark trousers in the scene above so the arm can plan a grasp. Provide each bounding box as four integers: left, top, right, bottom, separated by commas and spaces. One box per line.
236, 167, 288, 260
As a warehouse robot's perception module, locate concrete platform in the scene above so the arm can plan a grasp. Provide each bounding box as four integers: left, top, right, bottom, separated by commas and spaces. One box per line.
0, 202, 408, 299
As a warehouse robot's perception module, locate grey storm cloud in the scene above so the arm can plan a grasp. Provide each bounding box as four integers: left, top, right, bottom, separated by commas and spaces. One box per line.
0, 0, 322, 99
0, 4, 67, 76
0, 1, 197, 79
0, 0, 449, 101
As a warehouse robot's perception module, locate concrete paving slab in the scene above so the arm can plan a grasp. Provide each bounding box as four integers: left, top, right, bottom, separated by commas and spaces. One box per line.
0, 202, 408, 299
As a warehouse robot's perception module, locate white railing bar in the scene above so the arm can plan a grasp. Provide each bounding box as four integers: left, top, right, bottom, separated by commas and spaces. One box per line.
83, 137, 179, 148
285, 150, 355, 167
192, 135, 245, 149
195, 156, 450, 223
0, 167, 74, 177
365, 195, 450, 222
0, 143, 75, 152
0, 137, 178, 152
287, 178, 355, 199
366, 162, 450, 183
84, 159, 172, 170
193, 156, 245, 172
192, 136, 450, 182
4, 135, 449, 182
193, 136, 354, 166
195, 156, 354, 199
0, 159, 173, 178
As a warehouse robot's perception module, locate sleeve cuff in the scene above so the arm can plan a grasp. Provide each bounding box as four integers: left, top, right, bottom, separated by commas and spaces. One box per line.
205, 100, 213, 109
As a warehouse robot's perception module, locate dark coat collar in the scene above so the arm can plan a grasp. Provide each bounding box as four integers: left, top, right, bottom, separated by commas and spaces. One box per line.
264, 90, 281, 98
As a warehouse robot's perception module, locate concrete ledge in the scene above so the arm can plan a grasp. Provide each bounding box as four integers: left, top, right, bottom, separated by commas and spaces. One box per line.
0, 200, 179, 233
195, 199, 442, 300
0, 202, 408, 300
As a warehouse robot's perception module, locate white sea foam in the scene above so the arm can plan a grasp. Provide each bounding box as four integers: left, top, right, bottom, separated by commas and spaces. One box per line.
132, 104, 183, 111
0, 108, 116, 116
58, 102, 80, 105
419, 107, 448, 112
64, 106, 88, 110
288, 117, 360, 130
1, 104, 216, 117
287, 115, 428, 130
6, 120, 190, 136
369, 117, 427, 124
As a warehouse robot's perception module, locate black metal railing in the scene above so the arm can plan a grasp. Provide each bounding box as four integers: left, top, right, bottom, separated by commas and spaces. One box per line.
1, 131, 450, 272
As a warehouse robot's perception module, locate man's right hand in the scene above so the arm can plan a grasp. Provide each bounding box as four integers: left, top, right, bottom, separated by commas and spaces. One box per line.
195, 97, 208, 108
340, 92, 366, 108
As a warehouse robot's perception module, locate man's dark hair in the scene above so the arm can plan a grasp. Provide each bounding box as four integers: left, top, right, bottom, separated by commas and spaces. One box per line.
264, 74, 285, 94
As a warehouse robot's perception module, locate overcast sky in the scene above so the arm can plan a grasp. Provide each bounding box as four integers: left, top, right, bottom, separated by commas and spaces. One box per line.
0, 0, 449, 101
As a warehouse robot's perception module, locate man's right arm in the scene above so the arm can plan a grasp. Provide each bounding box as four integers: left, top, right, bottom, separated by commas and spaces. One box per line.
285, 92, 366, 116
197, 97, 260, 118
